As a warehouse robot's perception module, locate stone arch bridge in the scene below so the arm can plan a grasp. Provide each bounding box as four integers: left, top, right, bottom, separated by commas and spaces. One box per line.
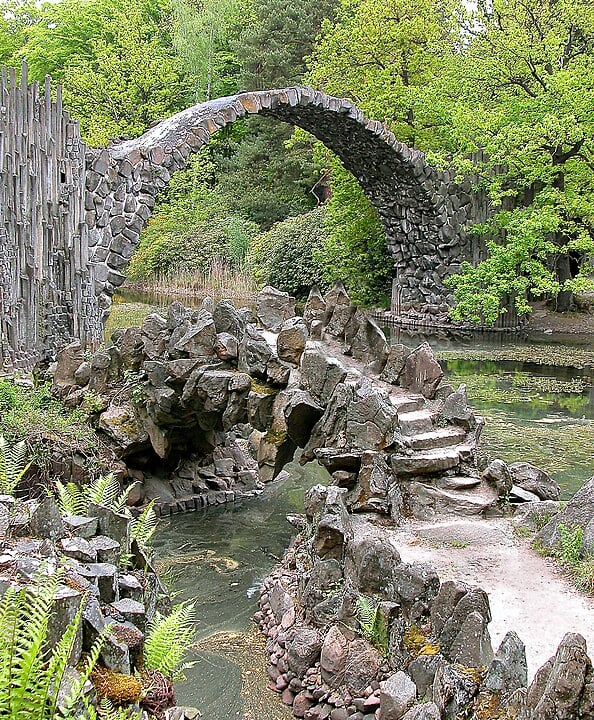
1, 67, 483, 369
87, 87, 476, 317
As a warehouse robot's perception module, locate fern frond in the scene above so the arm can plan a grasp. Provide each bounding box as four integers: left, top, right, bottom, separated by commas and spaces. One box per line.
55, 480, 88, 517
130, 501, 158, 548
0, 434, 31, 495
143, 602, 196, 679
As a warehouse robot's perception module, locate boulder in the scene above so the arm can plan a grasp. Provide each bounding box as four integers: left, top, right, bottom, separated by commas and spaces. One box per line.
380, 344, 412, 385
400, 703, 441, 720
512, 500, 561, 532
300, 348, 348, 406
536, 476, 594, 555
287, 626, 322, 677
482, 459, 512, 496
400, 343, 443, 399
284, 390, 324, 447
214, 332, 239, 362
173, 311, 217, 359
29, 497, 65, 541
439, 384, 476, 430
301, 559, 343, 611
393, 562, 440, 608
99, 403, 149, 453
379, 671, 417, 720
256, 286, 296, 331
349, 451, 391, 514
320, 625, 350, 687
53, 341, 85, 396
324, 282, 354, 339
89, 347, 123, 394
346, 311, 389, 371
213, 300, 245, 338
508, 462, 560, 501
112, 327, 144, 370
238, 325, 273, 378
482, 631, 527, 696
247, 388, 276, 432
313, 487, 352, 560
344, 638, 382, 695
345, 531, 401, 600
277, 317, 308, 365
345, 379, 399, 451
520, 633, 591, 720
303, 286, 327, 328
438, 587, 493, 667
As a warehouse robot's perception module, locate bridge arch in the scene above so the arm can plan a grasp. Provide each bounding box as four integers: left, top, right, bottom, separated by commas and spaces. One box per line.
86, 88, 473, 316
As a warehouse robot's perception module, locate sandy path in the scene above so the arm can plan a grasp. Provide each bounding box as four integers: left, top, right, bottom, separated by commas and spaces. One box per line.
389, 516, 594, 679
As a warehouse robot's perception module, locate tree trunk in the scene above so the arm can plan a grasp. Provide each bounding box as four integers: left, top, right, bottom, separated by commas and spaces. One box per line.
554, 253, 574, 312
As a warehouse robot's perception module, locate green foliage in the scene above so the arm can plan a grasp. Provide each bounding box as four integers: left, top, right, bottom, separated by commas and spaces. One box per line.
143, 602, 197, 680
247, 207, 328, 297
4, 0, 189, 146
0, 435, 32, 495
556, 523, 584, 568
443, 0, 594, 321
355, 595, 388, 654
315, 161, 392, 307
0, 568, 106, 719
0, 380, 98, 477
55, 473, 130, 518
236, 0, 338, 88
130, 501, 159, 547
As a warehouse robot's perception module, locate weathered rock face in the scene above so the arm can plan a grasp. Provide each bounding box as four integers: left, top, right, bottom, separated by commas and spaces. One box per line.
400, 343, 443, 399
277, 317, 308, 366
520, 633, 593, 720
256, 286, 296, 331
508, 461, 560, 501
536, 476, 594, 555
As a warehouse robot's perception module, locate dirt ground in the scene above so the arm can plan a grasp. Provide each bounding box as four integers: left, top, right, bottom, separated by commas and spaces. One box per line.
527, 301, 594, 335
389, 515, 594, 679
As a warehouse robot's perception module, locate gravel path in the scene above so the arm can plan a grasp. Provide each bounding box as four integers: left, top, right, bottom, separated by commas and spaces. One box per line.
389, 515, 594, 678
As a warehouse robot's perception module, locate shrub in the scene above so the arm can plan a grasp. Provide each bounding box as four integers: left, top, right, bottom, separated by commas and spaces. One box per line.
247, 206, 328, 298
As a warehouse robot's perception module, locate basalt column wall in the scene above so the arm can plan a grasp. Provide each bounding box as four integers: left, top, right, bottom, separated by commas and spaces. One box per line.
0, 64, 102, 371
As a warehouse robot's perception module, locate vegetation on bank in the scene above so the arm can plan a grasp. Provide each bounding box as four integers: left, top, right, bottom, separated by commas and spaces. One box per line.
1, 0, 593, 318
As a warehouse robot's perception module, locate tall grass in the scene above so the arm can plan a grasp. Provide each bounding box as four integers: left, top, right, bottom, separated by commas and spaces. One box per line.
127, 258, 258, 305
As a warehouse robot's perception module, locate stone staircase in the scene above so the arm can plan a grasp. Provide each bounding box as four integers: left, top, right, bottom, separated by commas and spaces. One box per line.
388, 389, 498, 519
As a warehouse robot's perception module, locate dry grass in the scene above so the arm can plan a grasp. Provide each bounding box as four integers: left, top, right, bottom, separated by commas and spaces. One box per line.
137, 259, 258, 305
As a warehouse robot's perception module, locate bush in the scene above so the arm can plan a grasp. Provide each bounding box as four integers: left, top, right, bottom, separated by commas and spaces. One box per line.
315, 159, 393, 308
248, 206, 328, 298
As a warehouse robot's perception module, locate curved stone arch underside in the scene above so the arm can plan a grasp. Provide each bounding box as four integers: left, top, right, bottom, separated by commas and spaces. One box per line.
86, 88, 473, 315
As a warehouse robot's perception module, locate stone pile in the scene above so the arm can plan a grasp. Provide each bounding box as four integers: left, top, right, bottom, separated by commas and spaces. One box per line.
256, 481, 594, 720
51, 282, 549, 522
0, 491, 182, 716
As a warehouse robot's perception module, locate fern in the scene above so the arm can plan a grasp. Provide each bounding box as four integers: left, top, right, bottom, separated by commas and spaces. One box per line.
54, 474, 138, 518
355, 595, 389, 655
130, 501, 158, 548
0, 434, 32, 495
143, 602, 197, 681
0, 566, 107, 719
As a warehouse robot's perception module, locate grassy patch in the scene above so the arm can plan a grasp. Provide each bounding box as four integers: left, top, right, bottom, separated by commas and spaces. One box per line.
437, 344, 594, 370
0, 378, 102, 484
532, 524, 594, 596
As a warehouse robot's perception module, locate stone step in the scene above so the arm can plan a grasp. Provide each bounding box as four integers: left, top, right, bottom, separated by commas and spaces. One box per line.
405, 426, 467, 450
397, 409, 434, 434
435, 475, 481, 491
391, 446, 462, 476
389, 394, 425, 414
407, 481, 498, 518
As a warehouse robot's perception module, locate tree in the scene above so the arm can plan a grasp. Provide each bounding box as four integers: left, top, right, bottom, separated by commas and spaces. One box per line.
444, 0, 594, 322
7, 0, 188, 145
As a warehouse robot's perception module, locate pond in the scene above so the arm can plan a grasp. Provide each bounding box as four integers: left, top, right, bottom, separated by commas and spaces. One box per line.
152, 461, 329, 720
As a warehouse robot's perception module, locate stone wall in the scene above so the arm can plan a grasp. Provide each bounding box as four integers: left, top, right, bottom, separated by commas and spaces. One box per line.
0, 63, 102, 371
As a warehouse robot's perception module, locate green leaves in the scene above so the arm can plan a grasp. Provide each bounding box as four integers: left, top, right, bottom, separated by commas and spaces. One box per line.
143, 602, 197, 680
0, 435, 32, 496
